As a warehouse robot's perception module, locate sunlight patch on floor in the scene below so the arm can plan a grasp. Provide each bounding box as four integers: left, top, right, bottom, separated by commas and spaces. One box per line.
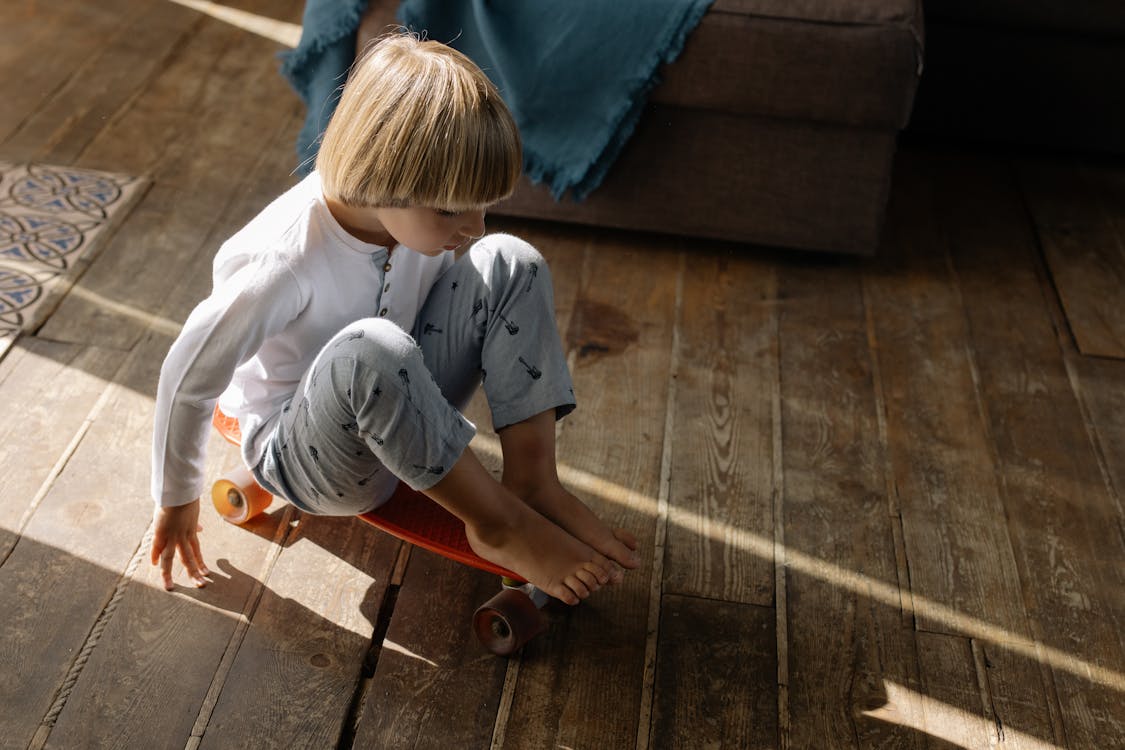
468, 432, 1125, 695
65, 285, 183, 338
167, 0, 302, 47
382, 638, 440, 668
866, 681, 1063, 749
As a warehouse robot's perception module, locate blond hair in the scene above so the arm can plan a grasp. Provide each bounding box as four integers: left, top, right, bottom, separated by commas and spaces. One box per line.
316, 33, 522, 211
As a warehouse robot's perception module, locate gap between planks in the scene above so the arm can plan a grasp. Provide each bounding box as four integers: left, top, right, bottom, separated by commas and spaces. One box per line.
184, 506, 300, 750
337, 544, 409, 750
939, 222, 1070, 746
488, 240, 605, 750
28, 525, 156, 750
488, 242, 687, 750
769, 267, 789, 750
860, 274, 917, 632
1012, 160, 1125, 533
635, 251, 684, 750
2, 367, 115, 567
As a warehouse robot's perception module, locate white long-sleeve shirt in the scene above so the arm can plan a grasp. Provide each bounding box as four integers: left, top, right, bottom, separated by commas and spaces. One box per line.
151, 172, 453, 506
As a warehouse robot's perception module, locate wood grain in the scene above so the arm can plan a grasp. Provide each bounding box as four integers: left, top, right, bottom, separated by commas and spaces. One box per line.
353, 550, 510, 750
940, 152, 1124, 749
0, 0, 145, 152
1016, 158, 1125, 359
1, 1, 201, 165
199, 515, 400, 750
914, 632, 996, 749
501, 233, 679, 749
38, 0, 306, 351
0, 338, 122, 559
652, 594, 777, 749
663, 250, 775, 605
863, 150, 1029, 639
0, 332, 224, 747
778, 251, 924, 748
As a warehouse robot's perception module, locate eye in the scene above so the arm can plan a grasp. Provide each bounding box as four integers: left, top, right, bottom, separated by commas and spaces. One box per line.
435, 209, 459, 218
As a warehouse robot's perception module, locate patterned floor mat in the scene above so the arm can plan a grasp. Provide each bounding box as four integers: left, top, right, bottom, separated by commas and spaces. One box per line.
0, 162, 147, 356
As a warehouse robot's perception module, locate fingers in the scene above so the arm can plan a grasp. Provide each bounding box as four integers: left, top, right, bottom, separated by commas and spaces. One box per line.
160, 547, 175, 591
150, 532, 165, 567
178, 542, 209, 588
190, 533, 210, 578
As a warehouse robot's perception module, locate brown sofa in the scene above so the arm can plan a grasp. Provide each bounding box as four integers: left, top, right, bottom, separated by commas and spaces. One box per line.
359, 1, 925, 255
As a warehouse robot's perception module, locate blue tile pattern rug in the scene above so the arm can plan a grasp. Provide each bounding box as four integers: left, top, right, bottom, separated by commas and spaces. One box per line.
0, 162, 147, 353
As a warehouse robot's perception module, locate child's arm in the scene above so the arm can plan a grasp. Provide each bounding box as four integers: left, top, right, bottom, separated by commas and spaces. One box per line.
150, 253, 305, 588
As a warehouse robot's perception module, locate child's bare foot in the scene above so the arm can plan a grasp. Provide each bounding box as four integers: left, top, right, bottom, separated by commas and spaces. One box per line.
464, 505, 616, 605
508, 480, 641, 581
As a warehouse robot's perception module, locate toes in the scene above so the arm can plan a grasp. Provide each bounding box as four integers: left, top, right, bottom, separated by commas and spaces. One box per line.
614, 527, 639, 550
611, 529, 642, 568
575, 567, 602, 594
564, 575, 592, 602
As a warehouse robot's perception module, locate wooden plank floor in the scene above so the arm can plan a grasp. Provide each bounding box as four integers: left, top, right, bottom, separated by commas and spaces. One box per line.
3, 4, 1124, 749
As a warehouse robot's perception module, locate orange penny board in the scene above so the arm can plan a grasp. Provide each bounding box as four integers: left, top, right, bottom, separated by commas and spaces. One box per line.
213, 408, 522, 581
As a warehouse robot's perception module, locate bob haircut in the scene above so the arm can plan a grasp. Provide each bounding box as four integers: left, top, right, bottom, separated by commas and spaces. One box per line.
316, 33, 523, 212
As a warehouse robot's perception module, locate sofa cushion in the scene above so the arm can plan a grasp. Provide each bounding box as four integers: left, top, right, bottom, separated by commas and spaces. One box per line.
650, 0, 924, 129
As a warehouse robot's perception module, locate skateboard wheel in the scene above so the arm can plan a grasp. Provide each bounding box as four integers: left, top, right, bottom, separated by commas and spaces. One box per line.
211, 464, 272, 524
472, 588, 548, 656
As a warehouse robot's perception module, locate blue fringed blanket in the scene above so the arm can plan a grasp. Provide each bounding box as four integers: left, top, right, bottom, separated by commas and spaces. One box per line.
281, 0, 713, 199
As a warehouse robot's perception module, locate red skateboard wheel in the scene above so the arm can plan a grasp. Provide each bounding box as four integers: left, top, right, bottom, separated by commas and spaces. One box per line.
473, 587, 548, 656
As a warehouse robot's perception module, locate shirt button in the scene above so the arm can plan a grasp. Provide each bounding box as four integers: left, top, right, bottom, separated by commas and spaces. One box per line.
383, 262, 392, 272
379, 308, 388, 317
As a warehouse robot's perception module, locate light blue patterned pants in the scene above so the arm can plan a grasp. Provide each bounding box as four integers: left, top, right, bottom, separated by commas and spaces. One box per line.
254, 234, 575, 515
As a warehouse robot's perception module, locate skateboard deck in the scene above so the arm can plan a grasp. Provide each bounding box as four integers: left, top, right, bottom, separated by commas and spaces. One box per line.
211, 407, 522, 581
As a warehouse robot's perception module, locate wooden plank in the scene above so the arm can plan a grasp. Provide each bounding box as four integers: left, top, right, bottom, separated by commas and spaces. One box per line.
198, 515, 400, 750
353, 550, 509, 749
913, 631, 1057, 750
939, 153, 1125, 749
976, 641, 1062, 750
862, 149, 1030, 638
38, 0, 306, 350
37, 336, 385, 750
71, 0, 303, 178
500, 233, 679, 749
1071, 355, 1125, 520
914, 632, 995, 748
0, 337, 122, 558
1, 1, 201, 164
0, 0, 146, 152
663, 251, 775, 605
16, 108, 324, 744
651, 594, 776, 748
777, 252, 923, 749
40, 495, 295, 750
0, 331, 243, 748
1016, 158, 1125, 359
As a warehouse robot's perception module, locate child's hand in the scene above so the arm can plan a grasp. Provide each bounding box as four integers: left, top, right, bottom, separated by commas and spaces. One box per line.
150, 499, 210, 591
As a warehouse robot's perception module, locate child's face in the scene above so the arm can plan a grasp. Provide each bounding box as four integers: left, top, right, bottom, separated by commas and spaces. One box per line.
374, 206, 488, 256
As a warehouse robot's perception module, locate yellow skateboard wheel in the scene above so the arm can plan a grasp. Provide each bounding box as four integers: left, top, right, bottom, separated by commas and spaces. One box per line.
211, 464, 272, 524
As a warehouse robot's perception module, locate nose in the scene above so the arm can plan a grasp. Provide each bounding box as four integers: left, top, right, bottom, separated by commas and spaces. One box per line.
461, 209, 486, 239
